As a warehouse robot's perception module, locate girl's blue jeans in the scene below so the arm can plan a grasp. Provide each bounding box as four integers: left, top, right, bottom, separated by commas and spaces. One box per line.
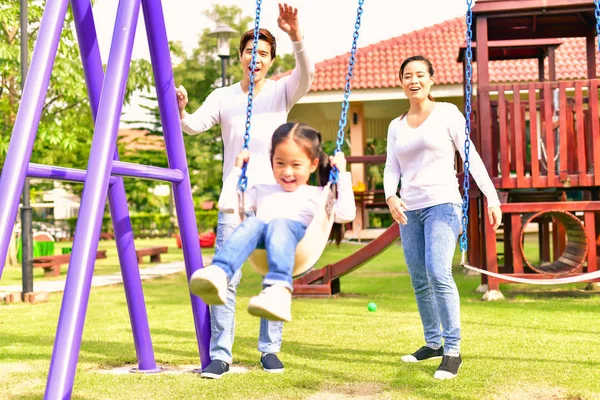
399, 203, 462, 356
208, 212, 305, 364
212, 216, 307, 290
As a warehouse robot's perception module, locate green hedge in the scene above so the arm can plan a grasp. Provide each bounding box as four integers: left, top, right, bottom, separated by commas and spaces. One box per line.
64, 210, 218, 239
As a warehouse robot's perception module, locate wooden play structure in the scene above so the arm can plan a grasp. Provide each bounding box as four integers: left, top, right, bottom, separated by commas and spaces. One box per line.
294, 0, 600, 298
464, 0, 600, 297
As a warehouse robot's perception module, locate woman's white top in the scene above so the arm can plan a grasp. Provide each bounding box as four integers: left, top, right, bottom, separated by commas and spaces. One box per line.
384, 102, 500, 210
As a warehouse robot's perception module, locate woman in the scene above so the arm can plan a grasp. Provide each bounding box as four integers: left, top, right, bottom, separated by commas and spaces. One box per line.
384, 55, 501, 380
176, 3, 314, 379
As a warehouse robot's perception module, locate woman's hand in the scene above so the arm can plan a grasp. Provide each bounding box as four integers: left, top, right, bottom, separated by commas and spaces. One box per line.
330, 151, 347, 172
176, 85, 188, 118
235, 149, 251, 168
488, 205, 502, 230
277, 3, 301, 42
387, 196, 408, 225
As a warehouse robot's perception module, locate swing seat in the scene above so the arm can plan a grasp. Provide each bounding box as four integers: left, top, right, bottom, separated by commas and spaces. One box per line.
249, 183, 336, 278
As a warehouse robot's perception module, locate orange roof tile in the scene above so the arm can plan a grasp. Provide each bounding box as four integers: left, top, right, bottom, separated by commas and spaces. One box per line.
118, 129, 165, 153
274, 17, 600, 92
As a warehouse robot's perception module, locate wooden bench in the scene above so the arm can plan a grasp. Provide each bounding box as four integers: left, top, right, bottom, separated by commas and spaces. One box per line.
136, 246, 168, 264
354, 190, 388, 209
33, 249, 108, 277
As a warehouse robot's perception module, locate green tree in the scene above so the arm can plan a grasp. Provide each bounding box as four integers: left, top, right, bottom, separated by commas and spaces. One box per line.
0, 0, 153, 185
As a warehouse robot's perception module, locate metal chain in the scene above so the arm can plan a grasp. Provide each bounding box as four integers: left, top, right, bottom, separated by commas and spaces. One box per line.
238, 0, 263, 192
460, 0, 473, 254
596, 0, 600, 52
329, 0, 365, 184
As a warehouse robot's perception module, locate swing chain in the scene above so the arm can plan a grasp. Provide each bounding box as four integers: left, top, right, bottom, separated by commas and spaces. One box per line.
330, 0, 364, 184
596, 0, 600, 52
238, 0, 263, 193
460, 0, 473, 254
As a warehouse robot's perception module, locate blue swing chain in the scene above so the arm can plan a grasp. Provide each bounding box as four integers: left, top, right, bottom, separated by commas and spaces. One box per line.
237, 0, 263, 193
596, 0, 600, 52
460, 0, 473, 258
329, 0, 365, 184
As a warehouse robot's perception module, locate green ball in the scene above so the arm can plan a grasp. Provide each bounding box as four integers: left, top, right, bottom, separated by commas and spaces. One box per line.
367, 302, 377, 312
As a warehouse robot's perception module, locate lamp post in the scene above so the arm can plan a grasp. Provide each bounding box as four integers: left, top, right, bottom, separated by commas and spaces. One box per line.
20, 0, 33, 299
208, 23, 237, 87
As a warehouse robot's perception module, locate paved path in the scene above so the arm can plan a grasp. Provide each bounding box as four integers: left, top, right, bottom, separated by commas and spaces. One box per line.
0, 256, 211, 295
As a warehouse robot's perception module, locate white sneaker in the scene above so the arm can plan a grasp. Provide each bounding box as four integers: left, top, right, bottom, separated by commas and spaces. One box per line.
189, 265, 227, 305
247, 284, 292, 322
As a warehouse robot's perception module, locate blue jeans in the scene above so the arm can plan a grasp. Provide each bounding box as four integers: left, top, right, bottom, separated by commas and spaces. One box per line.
399, 203, 462, 356
212, 216, 307, 290
209, 212, 291, 364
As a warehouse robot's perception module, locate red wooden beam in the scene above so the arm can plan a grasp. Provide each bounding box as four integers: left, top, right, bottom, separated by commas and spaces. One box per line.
501, 201, 600, 213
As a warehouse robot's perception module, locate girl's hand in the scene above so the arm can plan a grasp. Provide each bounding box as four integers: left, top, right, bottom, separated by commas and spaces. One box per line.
176, 85, 188, 117
488, 205, 502, 230
330, 151, 347, 172
277, 3, 301, 42
235, 149, 251, 168
387, 196, 408, 225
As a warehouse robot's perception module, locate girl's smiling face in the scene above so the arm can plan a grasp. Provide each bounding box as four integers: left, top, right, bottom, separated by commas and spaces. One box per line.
271, 138, 319, 192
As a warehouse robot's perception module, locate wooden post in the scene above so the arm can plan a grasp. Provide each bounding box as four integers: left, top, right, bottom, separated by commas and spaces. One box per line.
349, 103, 366, 233
548, 46, 556, 82
586, 30, 597, 80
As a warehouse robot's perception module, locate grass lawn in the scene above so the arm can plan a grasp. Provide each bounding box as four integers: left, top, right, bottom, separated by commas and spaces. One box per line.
0, 237, 599, 399
0, 238, 209, 287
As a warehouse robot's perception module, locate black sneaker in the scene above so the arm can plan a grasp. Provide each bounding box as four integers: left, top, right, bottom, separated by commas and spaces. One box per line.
260, 353, 284, 373
200, 360, 230, 379
400, 345, 444, 363
434, 354, 462, 380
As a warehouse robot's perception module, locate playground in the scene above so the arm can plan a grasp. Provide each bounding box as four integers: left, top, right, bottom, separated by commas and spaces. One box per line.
3, 0, 600, 398
1, 237, 599, 399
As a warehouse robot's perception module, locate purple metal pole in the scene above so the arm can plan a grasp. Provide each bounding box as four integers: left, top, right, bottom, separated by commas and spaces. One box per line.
0, 0, 69, 278
45, 0, 142, 397
141, 0, 210, 367
111, 161, 184, 182
70, 0, 160, 373
27, 163, 118, 184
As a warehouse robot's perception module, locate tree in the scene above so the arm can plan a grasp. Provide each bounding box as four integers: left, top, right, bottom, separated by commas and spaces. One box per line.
0, 0, 154, 183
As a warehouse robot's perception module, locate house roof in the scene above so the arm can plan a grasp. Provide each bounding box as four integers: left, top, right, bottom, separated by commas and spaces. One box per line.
118, 129, 165, 153
275, 17, 600, 92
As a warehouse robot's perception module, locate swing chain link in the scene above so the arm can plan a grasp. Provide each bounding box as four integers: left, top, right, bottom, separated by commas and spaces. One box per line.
596, 0, 600, 52
460, 0, 473, 254
330, 0, 364, 184
238, 0, 263, 193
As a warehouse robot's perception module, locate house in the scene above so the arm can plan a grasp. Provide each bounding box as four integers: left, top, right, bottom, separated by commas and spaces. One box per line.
276, 15, 600, 233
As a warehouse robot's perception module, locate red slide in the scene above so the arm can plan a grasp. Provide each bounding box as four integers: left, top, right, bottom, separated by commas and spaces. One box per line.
293, 222, 400, 297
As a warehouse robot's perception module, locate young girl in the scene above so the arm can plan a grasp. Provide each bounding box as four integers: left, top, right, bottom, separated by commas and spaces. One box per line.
189, 122, 356, 322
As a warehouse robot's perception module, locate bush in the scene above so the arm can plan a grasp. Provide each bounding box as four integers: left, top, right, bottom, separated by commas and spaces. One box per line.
64, 210, 218, 239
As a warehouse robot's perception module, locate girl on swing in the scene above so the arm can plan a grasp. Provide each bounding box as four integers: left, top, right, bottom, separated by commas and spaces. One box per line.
189, 122, 356, 322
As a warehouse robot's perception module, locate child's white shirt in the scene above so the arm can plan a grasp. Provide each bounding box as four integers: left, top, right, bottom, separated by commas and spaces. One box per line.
219, 168, 356, 226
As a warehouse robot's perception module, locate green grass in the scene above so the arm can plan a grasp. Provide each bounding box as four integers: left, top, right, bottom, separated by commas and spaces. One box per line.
0, 238, 213, 287
1, 240, 599, 399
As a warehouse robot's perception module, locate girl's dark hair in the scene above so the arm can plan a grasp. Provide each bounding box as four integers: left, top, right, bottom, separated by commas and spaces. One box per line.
270, 122, 346, 245
239, 28, 277, 59
399, 55, 435, 119
270, 122, 331, 185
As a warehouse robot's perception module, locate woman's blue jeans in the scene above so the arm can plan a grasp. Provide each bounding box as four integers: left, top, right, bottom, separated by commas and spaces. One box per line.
399, 203, 462, 356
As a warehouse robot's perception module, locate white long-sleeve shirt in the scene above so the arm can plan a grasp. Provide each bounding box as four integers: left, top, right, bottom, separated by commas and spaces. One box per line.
180, 40, 315, 206
384, 102, 500, 210
219, 168, 356, 226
